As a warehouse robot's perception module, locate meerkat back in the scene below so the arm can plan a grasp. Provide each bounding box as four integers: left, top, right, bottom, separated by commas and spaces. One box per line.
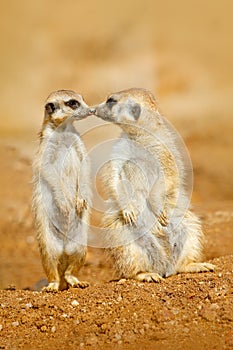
32, 90, 93, 292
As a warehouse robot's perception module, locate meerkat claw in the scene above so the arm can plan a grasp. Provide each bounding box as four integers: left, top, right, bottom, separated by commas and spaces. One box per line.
135, 272, 164, 283
158, 211, 168, 226
76, 198, 87, 216
65, 274, 89, 289
122, 210, 137, 226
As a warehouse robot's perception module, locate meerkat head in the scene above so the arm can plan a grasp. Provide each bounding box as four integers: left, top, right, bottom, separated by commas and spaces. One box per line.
94, 88, 161, 132
44, 90, 94, 128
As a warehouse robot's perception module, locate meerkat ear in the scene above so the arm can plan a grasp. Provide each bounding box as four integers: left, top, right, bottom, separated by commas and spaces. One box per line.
130, 103, 141, 120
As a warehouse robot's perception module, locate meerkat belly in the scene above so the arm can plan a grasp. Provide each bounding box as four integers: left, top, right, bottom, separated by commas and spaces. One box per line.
40, 136, 84, 242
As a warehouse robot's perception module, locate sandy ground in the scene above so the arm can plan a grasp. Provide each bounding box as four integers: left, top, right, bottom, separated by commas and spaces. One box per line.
0, 0, 233, 349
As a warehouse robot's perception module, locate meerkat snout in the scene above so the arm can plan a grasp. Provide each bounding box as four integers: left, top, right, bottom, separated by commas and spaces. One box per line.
88, 108, 96, 115
93, 91, 143, 124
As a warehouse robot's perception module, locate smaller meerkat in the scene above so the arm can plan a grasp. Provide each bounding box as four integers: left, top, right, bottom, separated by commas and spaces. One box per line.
32, 90, 94, 291
93, 88, 215, 282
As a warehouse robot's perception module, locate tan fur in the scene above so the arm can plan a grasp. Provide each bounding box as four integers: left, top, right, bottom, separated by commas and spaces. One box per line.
32, 90, 92, 291
94, 88, 215, 282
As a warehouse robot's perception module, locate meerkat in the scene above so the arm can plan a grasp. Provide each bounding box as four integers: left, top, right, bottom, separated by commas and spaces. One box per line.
32, 90, 94, 291
93, 88, 215, 282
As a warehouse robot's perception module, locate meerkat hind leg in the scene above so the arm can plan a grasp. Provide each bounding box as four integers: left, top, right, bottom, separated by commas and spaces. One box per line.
64, 255, 89, 289
178, 262, 215, 274
135, 272, 164, 283
41, 254, 60, 292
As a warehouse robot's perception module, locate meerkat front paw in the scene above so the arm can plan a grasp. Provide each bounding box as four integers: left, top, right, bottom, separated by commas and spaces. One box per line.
158, 211, 168, 227
135, 272, 164, 283
122, 205, 137, 226
76, 198, 88, 217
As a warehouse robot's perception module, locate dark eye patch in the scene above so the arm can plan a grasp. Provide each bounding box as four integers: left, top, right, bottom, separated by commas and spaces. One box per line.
45, 102, 56, 114
65, 99, 80, 109
106, 97, 117, 104
130, 103, 141, 120
106, 97, 117, 110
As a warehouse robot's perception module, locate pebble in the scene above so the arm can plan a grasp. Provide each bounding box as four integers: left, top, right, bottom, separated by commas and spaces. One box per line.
40, 325, 47, 332
115, 333, 121, 340
71, 300, 79, 307
12, 321, 19, 327
25, 302, 33, 309
200, 305, 217, 321
117, 279, 126, 285
117, 296, 122, 302
51, 326, 56, 333
0, 325, 3, 331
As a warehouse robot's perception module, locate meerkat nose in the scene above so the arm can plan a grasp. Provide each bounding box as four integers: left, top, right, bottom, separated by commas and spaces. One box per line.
89, 108, 96, 115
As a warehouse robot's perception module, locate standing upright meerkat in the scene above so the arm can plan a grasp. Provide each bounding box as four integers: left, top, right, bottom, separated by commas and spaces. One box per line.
32, 90, 94, 291
93, 88, 215, 282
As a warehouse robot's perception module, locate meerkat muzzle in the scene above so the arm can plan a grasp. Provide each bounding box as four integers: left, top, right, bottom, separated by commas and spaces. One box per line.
88, 108, 96, 115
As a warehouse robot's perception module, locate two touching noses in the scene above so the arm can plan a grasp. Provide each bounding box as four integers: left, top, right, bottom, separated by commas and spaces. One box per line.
88, 107, 96, 116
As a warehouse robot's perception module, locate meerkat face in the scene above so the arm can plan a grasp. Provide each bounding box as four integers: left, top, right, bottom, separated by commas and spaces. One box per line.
44, 90, 94, 127
94, 88, 159, 128
94, 93, 141, 125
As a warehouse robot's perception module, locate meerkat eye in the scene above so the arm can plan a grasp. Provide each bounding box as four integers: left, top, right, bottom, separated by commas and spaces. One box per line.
65, 99, 80, 109
106, 97, 117, 105
45, 102, 56, 114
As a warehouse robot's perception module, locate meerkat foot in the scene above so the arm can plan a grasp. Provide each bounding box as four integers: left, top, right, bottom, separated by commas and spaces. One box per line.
178, 262, 215, 274
122, 207, 137, 226
42, 281, 59, 292
76, 198, 87, 217
135, 272, 164, 283
65, 274, 89, 289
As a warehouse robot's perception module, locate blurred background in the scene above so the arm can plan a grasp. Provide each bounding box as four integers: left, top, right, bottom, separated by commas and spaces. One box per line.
0, 0, 232, 288
1, 0, 233, 199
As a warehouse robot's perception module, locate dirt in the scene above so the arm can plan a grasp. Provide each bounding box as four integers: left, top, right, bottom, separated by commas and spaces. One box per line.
1, 1, 233, 349
0, 133, 233, 350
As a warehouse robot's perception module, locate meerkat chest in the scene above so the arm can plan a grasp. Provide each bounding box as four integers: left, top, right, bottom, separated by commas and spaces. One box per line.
112, 137, 161, 187
42, 131, 85, 176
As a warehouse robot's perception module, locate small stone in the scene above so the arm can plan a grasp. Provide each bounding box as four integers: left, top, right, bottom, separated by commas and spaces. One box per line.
73, 320, 80, 325
40, 325, 47, 332
25, 302, 33, 309
62, 313, 68, 318
12, 321, 19, 327
0, 325, 3, 331
21, 316, 27, 324
115, 333, 121, 340
200, 305, 217, 321
117, 296, 122, 302
51, 326, 56, 333
143, 323, 150, 330
80, 343, 84, 347
86, 335, 98, 345
117, 278, 127, 284
71, 300, 79, 307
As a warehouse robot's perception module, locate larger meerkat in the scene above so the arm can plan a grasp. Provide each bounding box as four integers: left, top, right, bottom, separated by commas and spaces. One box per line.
32, 90, 93, 291
94, 88, 214, 282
